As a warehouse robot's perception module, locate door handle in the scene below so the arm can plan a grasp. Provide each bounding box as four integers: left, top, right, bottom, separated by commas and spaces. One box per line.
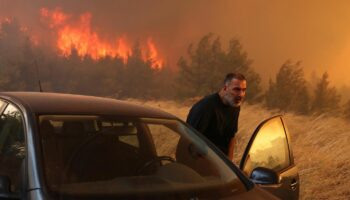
290, 179, 298, 191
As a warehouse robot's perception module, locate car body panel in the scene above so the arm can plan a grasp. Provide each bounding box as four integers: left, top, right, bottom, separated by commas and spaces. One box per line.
259, 165, 299, 200
0, 95, 44, 193
0, 92, 173, 118
227, 186, 279, 200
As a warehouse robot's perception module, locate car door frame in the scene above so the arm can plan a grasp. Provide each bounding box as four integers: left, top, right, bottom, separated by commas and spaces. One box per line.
0, 99, 29, 199
239, 115, 299, 200
0, 96, 48, 199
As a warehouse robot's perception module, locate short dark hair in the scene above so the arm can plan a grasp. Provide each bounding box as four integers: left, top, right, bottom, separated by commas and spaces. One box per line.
224, 72, 246, 85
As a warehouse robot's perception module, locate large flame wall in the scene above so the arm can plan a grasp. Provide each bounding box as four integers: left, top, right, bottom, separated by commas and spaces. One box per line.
40, 7, 164, 69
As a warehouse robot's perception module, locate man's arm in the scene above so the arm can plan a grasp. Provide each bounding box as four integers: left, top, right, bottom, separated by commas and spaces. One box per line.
186, 105, 211, 134
228, 137, 236, 161
228, 107, 240, 160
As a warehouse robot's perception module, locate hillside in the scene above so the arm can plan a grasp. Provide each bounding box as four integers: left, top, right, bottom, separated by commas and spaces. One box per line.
130, 99, 350, 199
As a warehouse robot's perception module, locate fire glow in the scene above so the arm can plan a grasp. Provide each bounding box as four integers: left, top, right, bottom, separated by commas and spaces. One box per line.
40, 8, 164, 69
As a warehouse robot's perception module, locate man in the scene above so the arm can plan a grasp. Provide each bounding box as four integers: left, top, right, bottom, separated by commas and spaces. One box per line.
186, 72, 247, 159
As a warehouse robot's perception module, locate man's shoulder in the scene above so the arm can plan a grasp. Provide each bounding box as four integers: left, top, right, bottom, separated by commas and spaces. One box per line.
192, 93, 219, 108
187, 93, 218, 123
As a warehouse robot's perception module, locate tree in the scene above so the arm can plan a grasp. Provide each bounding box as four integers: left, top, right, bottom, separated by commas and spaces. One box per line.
311, 72, 341, 114
224, 39, 262, 102
19, 37, 38, 91
176, 33, 262, 102
151, 66, 176, 99
120, 42, 155, 98
343, 100, 350, 119
0, 18, 28, 91
0, 58, 25, 91
265, 61, 310, 114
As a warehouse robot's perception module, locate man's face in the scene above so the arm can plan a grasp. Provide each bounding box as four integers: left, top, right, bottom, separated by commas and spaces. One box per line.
223, 79, 247, 107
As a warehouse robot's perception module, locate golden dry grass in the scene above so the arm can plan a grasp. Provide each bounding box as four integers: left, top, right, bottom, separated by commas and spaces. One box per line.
129, 99, 350, 200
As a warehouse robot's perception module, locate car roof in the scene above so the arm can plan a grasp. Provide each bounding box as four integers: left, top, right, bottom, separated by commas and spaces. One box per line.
0, 92, 175, 119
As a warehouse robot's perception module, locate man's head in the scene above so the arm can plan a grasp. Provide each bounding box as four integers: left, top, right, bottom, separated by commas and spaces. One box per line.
219, 73, 247, 107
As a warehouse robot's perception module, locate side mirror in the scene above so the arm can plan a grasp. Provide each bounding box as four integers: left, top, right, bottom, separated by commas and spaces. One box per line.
250, 167, 279, 185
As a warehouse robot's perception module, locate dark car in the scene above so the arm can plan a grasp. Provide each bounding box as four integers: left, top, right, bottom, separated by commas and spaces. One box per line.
0, 92, 299, 199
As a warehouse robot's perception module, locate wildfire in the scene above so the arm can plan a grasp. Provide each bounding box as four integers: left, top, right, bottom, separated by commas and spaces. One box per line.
144, 38, 164, 69
40, 8, 68, 28
40, 8, 164, 69
0, 17, 39, 46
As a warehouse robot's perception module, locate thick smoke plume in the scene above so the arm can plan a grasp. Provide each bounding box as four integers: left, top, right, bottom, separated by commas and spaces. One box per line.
1, 0, 350, 86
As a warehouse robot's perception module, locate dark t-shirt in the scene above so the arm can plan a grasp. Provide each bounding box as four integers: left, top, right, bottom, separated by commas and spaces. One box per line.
186, 93, 240, 155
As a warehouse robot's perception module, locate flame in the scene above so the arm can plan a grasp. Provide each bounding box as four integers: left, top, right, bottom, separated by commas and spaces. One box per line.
0, 17, 38, 46
40, 8, 69, 28
116, 37, 132, 64
0, 17, 13, 28
0, 17, 12, 27
145, 38, 164, 69
40, 8, 164, 68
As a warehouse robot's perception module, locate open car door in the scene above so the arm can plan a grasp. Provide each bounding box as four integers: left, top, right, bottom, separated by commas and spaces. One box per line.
239, 116, 299, 200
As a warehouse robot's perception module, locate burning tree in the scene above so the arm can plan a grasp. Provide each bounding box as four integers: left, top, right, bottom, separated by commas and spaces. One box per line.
0, 8, 172, 99
40, 7, 164, 70
0, 18, 38, 91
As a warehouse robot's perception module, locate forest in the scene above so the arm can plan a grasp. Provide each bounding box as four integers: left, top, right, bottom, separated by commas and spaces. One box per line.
0, 19, 349, 119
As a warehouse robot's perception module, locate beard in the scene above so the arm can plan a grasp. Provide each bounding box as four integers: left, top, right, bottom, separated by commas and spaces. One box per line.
223, 93, 242, 107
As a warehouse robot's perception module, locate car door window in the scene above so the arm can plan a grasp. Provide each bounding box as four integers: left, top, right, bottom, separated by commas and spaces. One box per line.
242, 117, 290, 176
0, 103, 25, 193
147, 123, 180, 159
0, 101, 6, 113
101, 121, 139, 148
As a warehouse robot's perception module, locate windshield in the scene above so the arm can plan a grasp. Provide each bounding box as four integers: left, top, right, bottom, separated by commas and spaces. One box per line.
38, 115, 245, 199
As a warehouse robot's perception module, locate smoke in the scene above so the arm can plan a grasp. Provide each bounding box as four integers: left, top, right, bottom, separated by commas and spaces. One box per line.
1, 0, 350, 86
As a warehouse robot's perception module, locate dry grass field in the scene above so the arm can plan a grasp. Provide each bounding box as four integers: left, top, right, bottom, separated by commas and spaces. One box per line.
130, 98, 350, 200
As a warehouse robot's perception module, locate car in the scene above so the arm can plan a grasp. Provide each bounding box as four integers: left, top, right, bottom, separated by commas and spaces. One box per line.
0, 92, 299, 199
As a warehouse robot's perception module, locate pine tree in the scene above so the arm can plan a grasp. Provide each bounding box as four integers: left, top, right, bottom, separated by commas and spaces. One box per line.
265, 61, 310, 114
176, 33, 262, 102
311, 72, 341, 114
121, 42, 155, 98
343, 100, 350, 119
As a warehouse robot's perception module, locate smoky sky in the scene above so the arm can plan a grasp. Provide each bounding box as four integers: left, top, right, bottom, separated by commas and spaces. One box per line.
1, 0, 350, 86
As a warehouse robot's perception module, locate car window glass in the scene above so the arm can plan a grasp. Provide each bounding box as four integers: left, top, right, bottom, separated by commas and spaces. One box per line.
38, 115, 244, 198
0, 100, 6, 113
0, 104, 25, 193
39, 116, 144, 185
101, 121, 139, 148
243, 117, 290, 176
147, 123, 180, 159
